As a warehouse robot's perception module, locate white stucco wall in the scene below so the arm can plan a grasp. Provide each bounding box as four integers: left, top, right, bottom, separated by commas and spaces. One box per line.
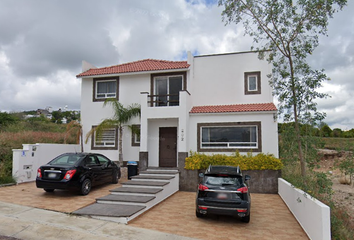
12, 143, 81, 183
188, 112, 278, 157
147, 119, 178, 167
79, 51, 278, 165
278, 178, 331, 240
189, 52, 273, 107
80, 74, 149, 161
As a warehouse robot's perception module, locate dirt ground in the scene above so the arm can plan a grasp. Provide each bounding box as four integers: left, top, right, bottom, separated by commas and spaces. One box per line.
316, 149, 354, 226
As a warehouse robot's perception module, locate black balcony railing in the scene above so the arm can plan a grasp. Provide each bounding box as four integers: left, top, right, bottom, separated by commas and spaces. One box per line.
148, 94, 179, 107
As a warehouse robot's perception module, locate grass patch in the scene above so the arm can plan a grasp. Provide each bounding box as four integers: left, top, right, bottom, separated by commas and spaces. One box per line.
0, 176, 16, 185
322, 138, 354, 151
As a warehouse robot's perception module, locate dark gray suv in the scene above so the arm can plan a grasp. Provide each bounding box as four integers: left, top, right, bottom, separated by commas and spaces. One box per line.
196, 165, 251, 223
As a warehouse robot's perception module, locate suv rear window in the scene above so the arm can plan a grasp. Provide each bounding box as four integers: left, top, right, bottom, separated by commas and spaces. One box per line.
205, 175, 242, 187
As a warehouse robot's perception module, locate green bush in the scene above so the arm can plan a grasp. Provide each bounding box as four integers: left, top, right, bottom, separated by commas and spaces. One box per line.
185, 151, 283, 170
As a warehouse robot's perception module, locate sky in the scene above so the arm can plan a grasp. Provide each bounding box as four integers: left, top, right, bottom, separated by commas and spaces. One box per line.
0, 0, 353, 130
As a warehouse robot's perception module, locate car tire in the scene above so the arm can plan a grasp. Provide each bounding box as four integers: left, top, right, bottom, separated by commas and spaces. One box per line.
196, 211, 205, 218
241, 213, 250, 223
44, 189, 54, 192
80, 178, 92, 195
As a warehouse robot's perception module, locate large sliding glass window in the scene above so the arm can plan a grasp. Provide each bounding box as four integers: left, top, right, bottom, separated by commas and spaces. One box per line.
197, 122, 261, 152
201, 126, 257, 149
154, 75, 183, 106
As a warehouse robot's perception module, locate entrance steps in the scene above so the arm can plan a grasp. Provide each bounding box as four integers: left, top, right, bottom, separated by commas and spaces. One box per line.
73, 168, 179, 224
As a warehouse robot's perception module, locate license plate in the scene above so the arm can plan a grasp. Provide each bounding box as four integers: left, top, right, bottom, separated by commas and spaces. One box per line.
48, 173, 57, 178
217, 193, 228, 199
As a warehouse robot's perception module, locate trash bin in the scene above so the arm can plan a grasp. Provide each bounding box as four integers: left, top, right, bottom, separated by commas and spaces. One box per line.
127, 161, 138, 180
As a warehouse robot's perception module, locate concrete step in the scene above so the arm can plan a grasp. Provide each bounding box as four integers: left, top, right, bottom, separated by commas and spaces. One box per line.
96, 194, 155, 205
110, 187, 162, 195
131, 175, 175, 180
146, 167, 179, 171
73, 167, 179, 224
74, 203, 145, 219
122, 180, 169, 187
139, 170, 179, 175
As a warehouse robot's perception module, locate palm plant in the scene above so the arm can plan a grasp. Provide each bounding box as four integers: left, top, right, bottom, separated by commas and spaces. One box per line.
85, 99, 141, 165
64, 120, 83, 152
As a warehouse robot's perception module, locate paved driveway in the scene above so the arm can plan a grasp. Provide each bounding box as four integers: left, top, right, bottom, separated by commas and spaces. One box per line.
0, 182, 308, 240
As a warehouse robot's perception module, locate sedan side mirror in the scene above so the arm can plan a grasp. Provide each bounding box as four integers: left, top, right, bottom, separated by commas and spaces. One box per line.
245, 175, 251, 181
199, 173, 204, 178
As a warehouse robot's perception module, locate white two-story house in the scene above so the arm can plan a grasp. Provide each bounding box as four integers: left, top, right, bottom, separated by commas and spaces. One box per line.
77, 51, 278, 176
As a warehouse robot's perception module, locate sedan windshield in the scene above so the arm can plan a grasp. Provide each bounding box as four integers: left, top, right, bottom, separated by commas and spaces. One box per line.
49, 154, 82, 166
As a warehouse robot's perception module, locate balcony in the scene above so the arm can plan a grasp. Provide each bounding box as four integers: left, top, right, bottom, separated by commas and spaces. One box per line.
148, 94, 180, 107
140, 91, 191, 119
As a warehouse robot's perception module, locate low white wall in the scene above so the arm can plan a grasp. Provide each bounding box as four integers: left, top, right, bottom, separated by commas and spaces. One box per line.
12, 143, 81, 183
278, 178, 331, 240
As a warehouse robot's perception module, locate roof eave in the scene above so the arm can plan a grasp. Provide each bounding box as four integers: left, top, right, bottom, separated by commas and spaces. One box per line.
77, 68, 190, 79
189, 110, 277, 115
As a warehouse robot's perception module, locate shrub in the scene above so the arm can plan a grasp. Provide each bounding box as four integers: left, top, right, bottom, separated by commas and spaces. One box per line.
185, 151, 283, 170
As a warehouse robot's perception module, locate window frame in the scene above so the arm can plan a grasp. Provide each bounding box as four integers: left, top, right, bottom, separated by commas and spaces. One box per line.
91, 126, 118, 150
131, 124, 141, 147
197, 122, 262, 152
244, 71, 261, 95
93, 77, 119, 102
150, 72, 187, 107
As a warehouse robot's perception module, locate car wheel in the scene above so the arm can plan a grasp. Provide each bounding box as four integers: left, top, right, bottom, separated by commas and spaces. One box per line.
196, 210, 205, 218
112, 171, 119, 184
44, 189, 54, 192
80, 178, 92, 195
241, 213, 250, 223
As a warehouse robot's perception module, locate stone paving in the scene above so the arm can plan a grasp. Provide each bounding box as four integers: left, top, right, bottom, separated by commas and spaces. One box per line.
0, 182, 309, 240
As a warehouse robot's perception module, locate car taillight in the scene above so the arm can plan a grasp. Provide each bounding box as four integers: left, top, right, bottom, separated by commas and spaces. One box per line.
198, 184, 209, 191
64, 170, 76, 180
237, 209, 247, 212
198, 206, 208, 210
237, 187, 248, 193
37, 169, 42, 178
237, 186, 248, 193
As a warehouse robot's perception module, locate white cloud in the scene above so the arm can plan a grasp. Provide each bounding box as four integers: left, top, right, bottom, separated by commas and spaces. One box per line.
0, 0, 353, 130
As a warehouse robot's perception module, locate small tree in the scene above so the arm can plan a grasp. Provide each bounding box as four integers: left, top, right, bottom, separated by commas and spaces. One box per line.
336, 155, 354, 186
219, 0, 347, 177
85, 99, 141, 165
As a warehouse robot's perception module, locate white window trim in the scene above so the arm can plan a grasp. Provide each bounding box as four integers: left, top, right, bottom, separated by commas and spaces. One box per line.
95, 80, 117, 99
200, 125, 258, 150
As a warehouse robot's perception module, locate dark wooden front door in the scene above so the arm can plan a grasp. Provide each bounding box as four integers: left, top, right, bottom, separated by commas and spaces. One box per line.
159, 127, 177, 167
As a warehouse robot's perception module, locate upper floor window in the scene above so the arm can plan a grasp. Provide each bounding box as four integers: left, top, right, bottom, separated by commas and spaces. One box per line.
91, 126, 118, 150
244, 72, 261, 95
150, 72, 186, 107
93, 78, 119, 102
197, 122, 262, 152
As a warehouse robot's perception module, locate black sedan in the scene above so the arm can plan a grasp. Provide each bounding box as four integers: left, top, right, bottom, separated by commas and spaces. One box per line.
36, 152, 120, 195
196, 165, 251, 223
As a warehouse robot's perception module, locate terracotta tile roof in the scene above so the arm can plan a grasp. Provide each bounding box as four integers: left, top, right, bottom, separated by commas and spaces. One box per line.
77, 59, 190, 77
190, 103, 277, 114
